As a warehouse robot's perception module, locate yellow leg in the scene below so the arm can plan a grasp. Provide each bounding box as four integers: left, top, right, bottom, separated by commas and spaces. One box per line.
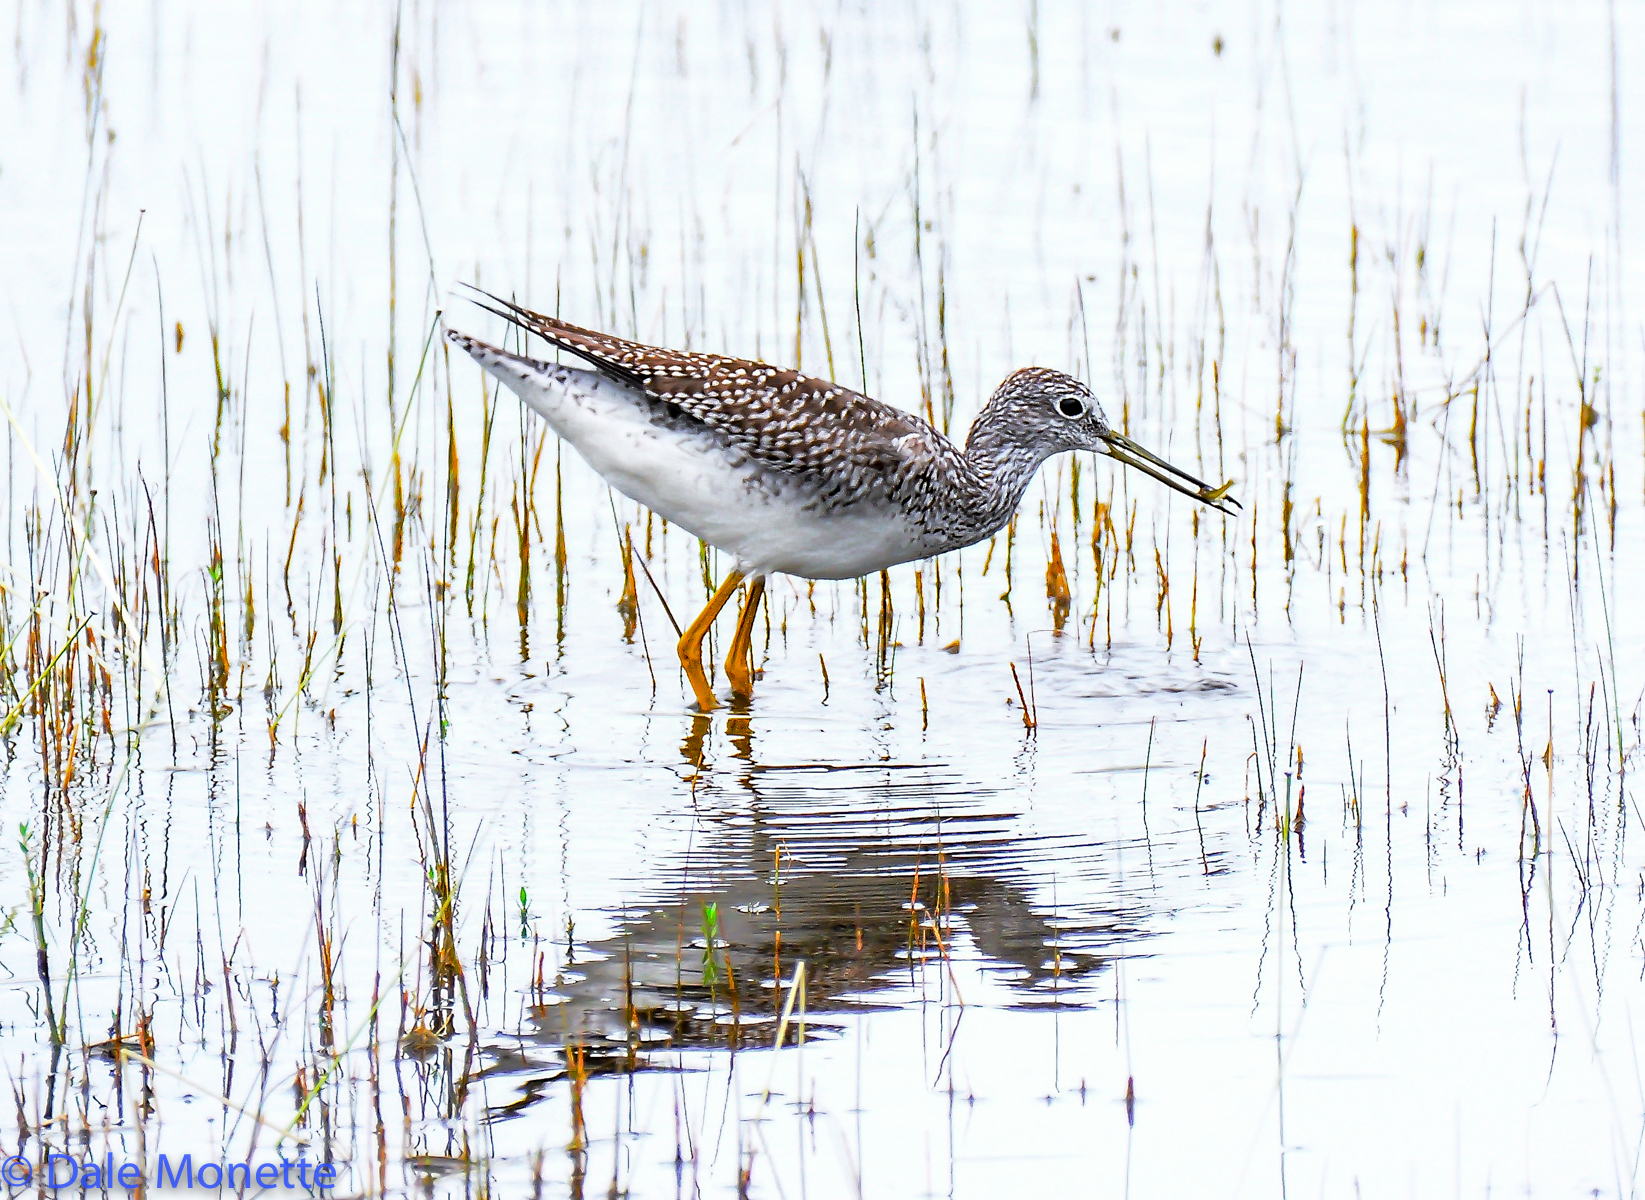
723, 576, 766, 697
677, 570, 744, 710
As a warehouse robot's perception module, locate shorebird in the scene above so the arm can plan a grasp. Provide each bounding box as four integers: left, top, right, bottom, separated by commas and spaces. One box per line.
448, 290, 1237, 710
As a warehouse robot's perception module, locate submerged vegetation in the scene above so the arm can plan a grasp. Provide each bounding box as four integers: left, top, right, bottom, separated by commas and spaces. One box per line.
0, 1, 1640, 1195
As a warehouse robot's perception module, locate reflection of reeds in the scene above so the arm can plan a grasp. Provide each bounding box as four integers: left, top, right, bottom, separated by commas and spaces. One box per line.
1, 6, 1638, 1193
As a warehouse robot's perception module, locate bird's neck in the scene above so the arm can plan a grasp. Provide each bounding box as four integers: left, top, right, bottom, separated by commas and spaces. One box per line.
956, 412, 1054, 536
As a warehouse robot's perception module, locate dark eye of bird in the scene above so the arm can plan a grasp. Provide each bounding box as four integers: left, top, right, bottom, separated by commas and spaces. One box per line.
1056, 396, 1084, 418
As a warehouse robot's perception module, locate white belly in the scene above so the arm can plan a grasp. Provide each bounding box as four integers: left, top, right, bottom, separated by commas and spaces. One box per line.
477, 346, 926, 579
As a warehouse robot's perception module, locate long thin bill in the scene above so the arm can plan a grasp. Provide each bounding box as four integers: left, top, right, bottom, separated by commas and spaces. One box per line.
1100, 431, 1241, 515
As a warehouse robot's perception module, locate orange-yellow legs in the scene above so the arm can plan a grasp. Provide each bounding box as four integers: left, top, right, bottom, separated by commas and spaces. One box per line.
723, 576, 766, 698
677, 571, 742, 709
675, 571, 767, 709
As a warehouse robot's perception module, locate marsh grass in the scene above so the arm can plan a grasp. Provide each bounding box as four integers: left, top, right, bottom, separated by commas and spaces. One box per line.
0, 2, 1640, 1196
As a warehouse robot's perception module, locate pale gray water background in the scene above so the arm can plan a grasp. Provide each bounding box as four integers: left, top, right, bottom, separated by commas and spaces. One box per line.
1, 1, 1643, 1196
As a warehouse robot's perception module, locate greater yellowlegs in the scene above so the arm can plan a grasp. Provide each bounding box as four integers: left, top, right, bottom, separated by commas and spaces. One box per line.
448, 290, 1237, 709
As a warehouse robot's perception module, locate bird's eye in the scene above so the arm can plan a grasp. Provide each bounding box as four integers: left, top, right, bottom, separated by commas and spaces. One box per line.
1056, 396, 1085, 419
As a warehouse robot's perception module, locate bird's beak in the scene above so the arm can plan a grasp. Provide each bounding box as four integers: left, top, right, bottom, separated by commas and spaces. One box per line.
1098, 430, 1241, 515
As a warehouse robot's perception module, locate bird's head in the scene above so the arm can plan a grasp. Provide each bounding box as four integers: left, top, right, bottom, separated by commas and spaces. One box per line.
980, 367, 1239, 514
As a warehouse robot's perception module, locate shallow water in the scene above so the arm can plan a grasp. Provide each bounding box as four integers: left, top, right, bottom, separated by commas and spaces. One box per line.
2, 1, 1643, 1196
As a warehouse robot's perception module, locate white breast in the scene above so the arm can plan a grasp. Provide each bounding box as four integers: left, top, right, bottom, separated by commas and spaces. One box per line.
469, 341, 928, 580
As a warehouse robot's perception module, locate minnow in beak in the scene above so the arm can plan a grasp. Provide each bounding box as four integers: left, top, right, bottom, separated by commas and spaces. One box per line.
1098, 430, 1241, 515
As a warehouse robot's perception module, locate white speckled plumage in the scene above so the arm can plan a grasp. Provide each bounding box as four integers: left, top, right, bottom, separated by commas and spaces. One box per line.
447, 291, 1237, 707
448, 293, 1235, 582
446, 333, 928, 579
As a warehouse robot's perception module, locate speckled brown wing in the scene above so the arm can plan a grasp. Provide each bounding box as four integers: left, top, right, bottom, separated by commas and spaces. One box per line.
463, 289, 952, 506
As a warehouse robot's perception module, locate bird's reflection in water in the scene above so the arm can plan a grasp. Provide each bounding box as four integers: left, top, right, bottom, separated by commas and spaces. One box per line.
484, 702, 1159, 1109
